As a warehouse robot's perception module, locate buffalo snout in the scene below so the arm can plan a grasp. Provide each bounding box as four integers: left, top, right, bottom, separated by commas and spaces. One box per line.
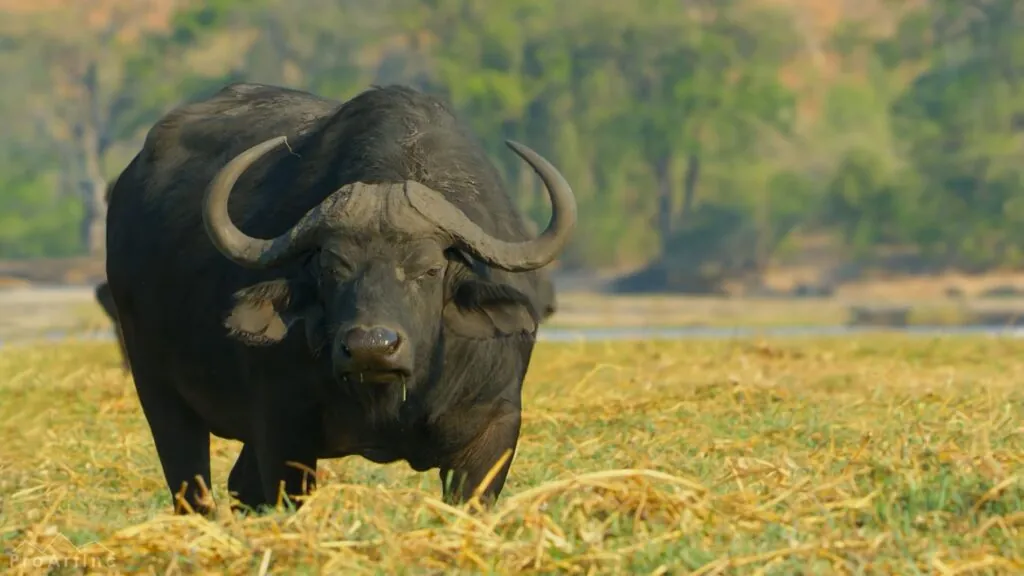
335, 324, 412, 379
344, 325, 402, 356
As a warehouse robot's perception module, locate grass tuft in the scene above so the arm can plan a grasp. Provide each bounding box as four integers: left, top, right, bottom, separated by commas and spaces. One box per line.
0, 336, 1022, 574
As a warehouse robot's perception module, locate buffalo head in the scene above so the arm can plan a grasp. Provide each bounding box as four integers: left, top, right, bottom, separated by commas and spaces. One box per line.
202, 137, 576, 392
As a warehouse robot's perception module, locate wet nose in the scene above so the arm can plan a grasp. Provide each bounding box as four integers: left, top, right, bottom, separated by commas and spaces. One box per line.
342, 325, 402, 361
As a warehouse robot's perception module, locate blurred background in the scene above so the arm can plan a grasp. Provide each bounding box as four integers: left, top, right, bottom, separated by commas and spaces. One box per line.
1, 0, 1024, 337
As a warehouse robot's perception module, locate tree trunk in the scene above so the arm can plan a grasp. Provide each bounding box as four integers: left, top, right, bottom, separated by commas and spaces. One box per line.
76, 126, 107, 257
75, 61, 108, 257
654, 155, 674, 256
681, 152, 700, 223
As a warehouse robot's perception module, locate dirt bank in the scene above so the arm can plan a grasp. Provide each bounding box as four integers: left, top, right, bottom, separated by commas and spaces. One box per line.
0, 285, 105, 341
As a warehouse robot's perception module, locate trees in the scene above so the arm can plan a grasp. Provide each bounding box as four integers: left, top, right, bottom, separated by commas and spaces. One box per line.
0, 1, 184, 256
2, 0, 1023, 286
404, 0, 800, 276
882, 0, 1024, 270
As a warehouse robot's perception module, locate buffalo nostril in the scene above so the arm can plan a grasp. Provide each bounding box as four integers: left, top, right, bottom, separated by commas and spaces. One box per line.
343, 326, 402, 358
373, 327, 401, 353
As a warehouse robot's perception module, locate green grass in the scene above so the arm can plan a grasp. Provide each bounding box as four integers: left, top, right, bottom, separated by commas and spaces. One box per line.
1, 336, 1022, 574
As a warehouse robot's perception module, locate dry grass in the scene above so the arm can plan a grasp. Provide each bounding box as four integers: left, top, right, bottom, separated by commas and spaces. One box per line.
0, 336, 1022, 574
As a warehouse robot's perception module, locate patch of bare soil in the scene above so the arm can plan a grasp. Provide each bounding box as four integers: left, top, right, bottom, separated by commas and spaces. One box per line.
0, 258, 106, 286
0, 286, 108, 341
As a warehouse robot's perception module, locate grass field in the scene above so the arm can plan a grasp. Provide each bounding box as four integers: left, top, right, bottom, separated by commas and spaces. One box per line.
1, 336, 1022, 574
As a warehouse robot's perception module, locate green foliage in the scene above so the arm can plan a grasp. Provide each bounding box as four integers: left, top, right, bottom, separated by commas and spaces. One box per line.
0, 161, 82, 258
1, 0, 1023, 285
882, 0, 1024, 271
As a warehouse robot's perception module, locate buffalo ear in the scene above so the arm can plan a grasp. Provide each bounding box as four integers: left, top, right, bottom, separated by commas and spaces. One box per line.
225, 278, 320, 346
442, 279, 539, 339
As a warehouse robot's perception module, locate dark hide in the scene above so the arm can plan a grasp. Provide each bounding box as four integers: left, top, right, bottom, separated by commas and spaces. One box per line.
105, 83, 567, 515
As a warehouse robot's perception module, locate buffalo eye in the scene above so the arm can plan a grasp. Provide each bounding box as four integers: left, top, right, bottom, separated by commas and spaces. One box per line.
418, 264, 444, 280
319, 250, 355, 281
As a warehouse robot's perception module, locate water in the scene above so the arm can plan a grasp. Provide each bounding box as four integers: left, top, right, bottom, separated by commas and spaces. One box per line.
4, 285, 1024, 346
537, 324, 1024, 342
4, 324, 1024, 350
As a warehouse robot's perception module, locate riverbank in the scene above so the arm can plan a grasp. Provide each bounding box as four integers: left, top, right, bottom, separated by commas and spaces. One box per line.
8, 258, 1024, 335
5, 285, 1024, 346
548, 292, 1024, 329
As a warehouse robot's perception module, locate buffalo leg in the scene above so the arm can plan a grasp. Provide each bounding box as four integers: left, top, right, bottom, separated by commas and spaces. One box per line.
119, 312, 213, 514
227, 444, 268, 513
253, 413, 320, 510
439, 403, 522, 507
133, 381, 213, 515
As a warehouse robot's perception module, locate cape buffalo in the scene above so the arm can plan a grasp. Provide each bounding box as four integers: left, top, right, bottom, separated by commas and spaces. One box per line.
104, 82, 577, 514
96, 180, 556, 374
96, 274, 555, 375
